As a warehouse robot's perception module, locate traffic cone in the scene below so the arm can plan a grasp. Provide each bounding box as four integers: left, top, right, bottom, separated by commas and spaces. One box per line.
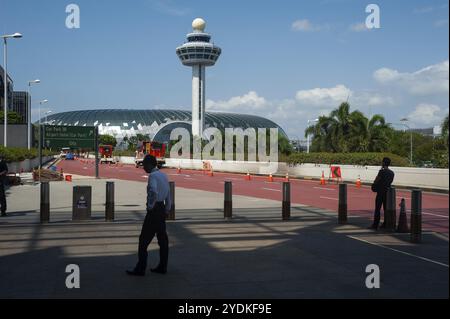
320, 171, 326, 185
268, 173, 274, 182
177, 164, 181, 174
245, 171, 251, 181
285, 172, 290, 182
208, 166, 214, 177
356, 175, 362, 189
396, 198, 410, 233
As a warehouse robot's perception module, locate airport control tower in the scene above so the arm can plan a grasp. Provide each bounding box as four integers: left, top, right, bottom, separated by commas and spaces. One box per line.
176, 18, 221, 138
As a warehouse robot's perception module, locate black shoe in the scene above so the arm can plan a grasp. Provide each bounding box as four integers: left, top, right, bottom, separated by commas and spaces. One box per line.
0, 212, 6, 217
150, 266, 167, 274
368, 224, 379, 230
126, 269, 145, 277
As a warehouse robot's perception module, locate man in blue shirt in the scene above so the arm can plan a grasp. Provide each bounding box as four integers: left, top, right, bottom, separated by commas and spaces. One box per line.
127, 155, 172, 276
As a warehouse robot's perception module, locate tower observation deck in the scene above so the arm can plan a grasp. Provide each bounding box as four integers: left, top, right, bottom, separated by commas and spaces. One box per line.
176, 18, 222, 137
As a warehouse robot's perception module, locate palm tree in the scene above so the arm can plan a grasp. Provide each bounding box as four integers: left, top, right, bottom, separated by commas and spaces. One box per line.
305, 103, 391, 153
442, 115, 449, 148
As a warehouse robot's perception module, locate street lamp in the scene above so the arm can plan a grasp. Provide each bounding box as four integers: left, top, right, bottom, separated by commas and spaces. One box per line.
45, 110, 52, 124
1, 32, 22, 147
306, 119, 319, 153
37, 99, 48, 182
400, 118, 413, 165
27, 79, 40, 149
388, 119, 413, 165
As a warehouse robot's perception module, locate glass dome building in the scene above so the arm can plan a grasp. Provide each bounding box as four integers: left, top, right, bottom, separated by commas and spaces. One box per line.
43, 109, 287, 145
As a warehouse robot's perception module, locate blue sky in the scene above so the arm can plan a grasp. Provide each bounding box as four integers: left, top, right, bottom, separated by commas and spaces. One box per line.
1, 0, 449, 138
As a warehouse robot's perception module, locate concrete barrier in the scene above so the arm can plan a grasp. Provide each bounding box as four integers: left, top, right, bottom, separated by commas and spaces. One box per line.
7, 156, 55, 173
112, 156, 448, 191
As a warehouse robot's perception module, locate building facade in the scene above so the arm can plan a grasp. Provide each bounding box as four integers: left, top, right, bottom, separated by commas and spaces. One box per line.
12, 91, 28, 123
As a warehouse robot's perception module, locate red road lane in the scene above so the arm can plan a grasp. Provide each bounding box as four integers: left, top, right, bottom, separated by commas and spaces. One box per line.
57, 159, 449, 234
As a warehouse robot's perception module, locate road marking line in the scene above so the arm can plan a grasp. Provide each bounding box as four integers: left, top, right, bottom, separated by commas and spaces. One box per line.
422, 212, 449, 219
262, 187, 281, 192
314, 187, 335, 191
348, 235, 449, 268
320, 196, 338, 201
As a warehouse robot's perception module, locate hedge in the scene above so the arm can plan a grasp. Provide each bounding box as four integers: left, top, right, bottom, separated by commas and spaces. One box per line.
286, 152, 410, 167
0, 146, 57, 163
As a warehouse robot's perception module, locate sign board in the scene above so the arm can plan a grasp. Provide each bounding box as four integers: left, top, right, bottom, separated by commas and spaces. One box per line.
43, 125, 96, 149
330, 166, 342, 178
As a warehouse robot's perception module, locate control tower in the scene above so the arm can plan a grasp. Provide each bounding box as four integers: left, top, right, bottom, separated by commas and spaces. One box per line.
176, 18, 221, 138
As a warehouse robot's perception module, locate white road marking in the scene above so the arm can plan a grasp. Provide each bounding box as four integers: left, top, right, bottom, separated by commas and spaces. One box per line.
314, 187, 335, 191
348, 235, 449, 268
320, 196, 338, 201
262, 187, 281, 192
422, 212, 449, 219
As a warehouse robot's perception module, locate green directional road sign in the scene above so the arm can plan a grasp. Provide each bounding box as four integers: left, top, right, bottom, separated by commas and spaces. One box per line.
43, 125, 96, 149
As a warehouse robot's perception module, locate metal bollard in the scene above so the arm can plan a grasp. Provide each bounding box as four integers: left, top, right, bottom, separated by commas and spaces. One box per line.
105, 181, 115, 221
282, 182, 290, 220
224, 181, 232, 219
167, 181, 175, 220
338, 184, 347, 224
411, 190, 422, 243
385, 187, 397, 231
40, 182, 50, 223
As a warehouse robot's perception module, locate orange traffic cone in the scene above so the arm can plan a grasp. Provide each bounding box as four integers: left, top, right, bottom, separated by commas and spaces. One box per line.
397, 198, 410, 233
177, 165, 181, 174
356, 175, 362, 189
268, 173, 274, 182
320, 171, 326, 185
285, 172, 290, 182
245, 171, 251, 181
208, 167, 214, 177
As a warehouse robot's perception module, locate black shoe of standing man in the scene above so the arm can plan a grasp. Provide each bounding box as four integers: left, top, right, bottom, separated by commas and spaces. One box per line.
150, 266, 167, 275
126, 269, 145, 277
0, 211, 6, 217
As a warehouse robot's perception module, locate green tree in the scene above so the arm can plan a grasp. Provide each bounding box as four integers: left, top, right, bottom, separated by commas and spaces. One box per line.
0, 111, 23, 124
99, 134, 117, 147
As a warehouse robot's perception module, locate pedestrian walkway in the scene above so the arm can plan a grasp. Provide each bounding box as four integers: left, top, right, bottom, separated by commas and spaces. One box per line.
0, 179, 448, 298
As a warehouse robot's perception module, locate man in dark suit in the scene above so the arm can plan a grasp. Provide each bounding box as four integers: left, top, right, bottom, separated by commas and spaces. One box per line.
0, 155, 8, 217
369, 157, 395, 230
127, 155, 172, 276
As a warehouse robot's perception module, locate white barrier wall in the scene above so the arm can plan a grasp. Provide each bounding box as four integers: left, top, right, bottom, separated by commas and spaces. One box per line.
113, 156, 448, 191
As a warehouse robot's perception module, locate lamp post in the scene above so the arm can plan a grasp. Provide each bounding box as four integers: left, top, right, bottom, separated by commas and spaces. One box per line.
306, 119, 319, 153
1, 32, 22, 147
44, 110, 52, 124
38, 99, 48, 179
389, 119, 413, 165
400, 118, 413, 165
27, 79, 40, 149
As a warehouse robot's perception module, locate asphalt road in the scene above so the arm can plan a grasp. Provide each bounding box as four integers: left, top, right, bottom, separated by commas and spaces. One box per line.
56, 159, 449, 235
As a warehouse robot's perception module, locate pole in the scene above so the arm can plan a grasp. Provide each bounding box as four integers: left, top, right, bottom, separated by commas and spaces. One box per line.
410, 130, 413, 165
94, 126, 99, 178
338, 183, 347, 224
385, 187, 396, 231
411, 190, 422, 243
105, 181, 114, 221
167, 181, 175, 220
39, 124, 43, 182
3, 38, 7, 147
282, 181, 290, 220
224, 181, 232, 219
27, 84, 31, 149
40, 181, 50, 223
307, 134, 310, 153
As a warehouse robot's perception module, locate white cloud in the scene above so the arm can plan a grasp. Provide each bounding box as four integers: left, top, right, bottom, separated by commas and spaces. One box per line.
408, 104, 442, 126
206, 91, 268, 111
291, 19, 329, 32
435, 19, 449, 27
373, 60, 449, 95
295, 85, 352, 107
349, 22, 368, 32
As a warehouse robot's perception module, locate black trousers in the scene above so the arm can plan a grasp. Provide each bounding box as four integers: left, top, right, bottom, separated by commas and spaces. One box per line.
135, 202, 168, 272
0, 182, 6, 213
373, 192, 387, 227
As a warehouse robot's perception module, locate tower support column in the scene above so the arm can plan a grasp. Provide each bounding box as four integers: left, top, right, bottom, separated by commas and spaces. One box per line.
192, 64, 205, 138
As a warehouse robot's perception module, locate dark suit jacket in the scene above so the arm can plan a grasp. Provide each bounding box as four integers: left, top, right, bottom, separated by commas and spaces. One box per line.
371, 167, 394, 194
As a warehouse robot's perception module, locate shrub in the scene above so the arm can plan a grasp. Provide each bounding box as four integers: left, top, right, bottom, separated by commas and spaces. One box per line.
0, 146, 57, 163
286, 152, 410, 167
